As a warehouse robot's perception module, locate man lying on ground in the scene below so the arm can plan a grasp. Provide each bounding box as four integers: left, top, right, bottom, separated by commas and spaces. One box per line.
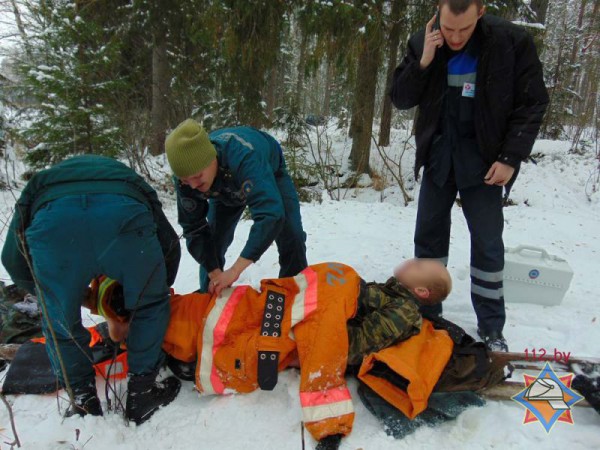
85, 259, 451, 449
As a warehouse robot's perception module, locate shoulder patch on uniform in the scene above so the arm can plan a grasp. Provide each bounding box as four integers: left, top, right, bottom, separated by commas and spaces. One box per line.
242, 180, 254, 195
181, 197, 197, 212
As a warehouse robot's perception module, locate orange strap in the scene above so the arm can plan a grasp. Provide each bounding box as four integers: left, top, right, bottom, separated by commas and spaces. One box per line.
32, 326, 128, 380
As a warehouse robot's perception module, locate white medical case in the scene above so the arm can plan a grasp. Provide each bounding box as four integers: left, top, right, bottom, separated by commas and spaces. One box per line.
503, 245, 574, 306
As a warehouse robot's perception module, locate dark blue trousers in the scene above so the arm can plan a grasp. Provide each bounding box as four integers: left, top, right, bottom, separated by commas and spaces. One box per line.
199, 171, 307, 291
414, 173, 506, 333
26, 194, 170, 388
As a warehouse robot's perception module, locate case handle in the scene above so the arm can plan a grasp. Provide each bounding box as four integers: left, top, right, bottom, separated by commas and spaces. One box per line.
509, 245, 551, 260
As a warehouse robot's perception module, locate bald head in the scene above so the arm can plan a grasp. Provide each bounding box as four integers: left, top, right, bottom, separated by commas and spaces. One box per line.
394, 259, 452, 305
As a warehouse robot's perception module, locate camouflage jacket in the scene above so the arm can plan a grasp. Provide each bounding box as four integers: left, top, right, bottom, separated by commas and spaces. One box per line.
347, 277, 422, 366
0, 282, 42, 344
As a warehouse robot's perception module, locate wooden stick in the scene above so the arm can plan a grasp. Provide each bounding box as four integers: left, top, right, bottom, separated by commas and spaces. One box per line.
491, 351, 600, 367
0, 392, 21, 447
479, 381, 591, 407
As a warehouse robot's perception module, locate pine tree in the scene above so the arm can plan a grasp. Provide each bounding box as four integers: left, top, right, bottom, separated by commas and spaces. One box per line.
16, 0, 126, 167
378, 0, 407, 147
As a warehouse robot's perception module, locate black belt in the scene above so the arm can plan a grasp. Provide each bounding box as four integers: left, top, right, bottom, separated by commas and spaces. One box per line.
257, 290, 285, 391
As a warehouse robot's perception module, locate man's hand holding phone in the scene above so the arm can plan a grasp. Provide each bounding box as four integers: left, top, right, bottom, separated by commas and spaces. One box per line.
420, 12, 444, 70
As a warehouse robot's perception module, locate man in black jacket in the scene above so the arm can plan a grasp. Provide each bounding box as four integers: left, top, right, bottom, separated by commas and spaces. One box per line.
390, 0, 549, 351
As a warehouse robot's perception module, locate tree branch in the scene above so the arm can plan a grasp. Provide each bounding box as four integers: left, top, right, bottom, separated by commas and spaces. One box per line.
0, 391, 21, 448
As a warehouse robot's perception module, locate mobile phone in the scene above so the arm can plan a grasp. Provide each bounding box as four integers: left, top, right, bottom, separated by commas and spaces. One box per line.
432, 9, 441, 31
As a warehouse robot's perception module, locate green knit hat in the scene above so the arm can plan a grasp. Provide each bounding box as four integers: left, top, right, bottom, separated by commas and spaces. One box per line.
165, 119, 217, 178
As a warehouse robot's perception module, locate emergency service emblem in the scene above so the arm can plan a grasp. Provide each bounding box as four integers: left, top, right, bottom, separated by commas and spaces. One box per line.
181, 197, 197, 212
242, 180, 254, 195
512, 362, 583, 432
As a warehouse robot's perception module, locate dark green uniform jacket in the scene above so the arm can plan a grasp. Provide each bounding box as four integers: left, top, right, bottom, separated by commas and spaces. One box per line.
175, 126, 286, 272
347, 277, 423, 366
1, 155, 181, 293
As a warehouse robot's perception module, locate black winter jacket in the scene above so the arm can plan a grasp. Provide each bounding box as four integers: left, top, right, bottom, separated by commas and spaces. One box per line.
390, 15, 549, 180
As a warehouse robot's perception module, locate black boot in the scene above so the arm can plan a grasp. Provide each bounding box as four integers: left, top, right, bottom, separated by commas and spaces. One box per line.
166, 355, 196, 381
572, 374, 600, 415
478, 329, 509, 352
316, 434, 343, 450
125, 372, 181, 425
64, 381, 103, 418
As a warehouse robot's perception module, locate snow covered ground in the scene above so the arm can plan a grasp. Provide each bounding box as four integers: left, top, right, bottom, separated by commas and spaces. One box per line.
0, 133, 599, 449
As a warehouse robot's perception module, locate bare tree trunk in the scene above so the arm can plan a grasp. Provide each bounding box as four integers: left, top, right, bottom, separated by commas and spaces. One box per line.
569, 0, 588, 117
295, 31, 308, 112
322, 59, 334, 117
310, 64, 321, 114
74, 0, 93, 154
541, 5, 570, 138
9, 0, 27, 42
570, 0, 587, 64
530, 0, 549, 24
378, 0, 405, 147
349, 2, 385, 175
150, 31, 169, 156
577, 0, 598, 126
265, 64, 278, 121
349, 98, 359, 139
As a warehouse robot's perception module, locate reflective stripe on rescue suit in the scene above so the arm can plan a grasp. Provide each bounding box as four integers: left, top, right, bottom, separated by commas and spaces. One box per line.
162, 263, 360, 441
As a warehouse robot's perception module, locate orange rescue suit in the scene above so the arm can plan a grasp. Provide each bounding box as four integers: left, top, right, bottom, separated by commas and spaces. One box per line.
163, 263, 360, 441
358, 319, 454, 419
